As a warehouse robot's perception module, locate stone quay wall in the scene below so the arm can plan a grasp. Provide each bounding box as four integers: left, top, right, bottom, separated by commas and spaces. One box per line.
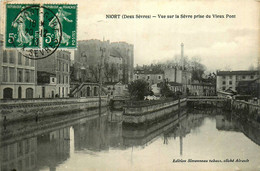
123, 98, 187, 124
232, 99, 260, 124
0, 97, 108, 123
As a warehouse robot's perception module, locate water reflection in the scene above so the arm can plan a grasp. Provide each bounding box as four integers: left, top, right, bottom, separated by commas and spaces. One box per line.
1, 107, 260, 171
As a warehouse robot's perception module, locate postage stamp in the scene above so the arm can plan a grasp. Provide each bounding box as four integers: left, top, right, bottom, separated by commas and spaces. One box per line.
5, 3, 77, 59
43, 4, 77, 49
6, 4, 40, 48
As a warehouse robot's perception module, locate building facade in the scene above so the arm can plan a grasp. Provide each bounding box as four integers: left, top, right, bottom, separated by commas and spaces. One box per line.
37, 50, 71, 98
134, 69, 164, 85
164, 67, 191, 85
216, 70, 259, 92
36, 71, 57, 98
0, 34, 37, 99
73, 39, 134, 84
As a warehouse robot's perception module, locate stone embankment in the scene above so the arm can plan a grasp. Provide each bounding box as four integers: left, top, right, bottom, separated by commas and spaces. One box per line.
0, 97, 108, 123
123, 98, 187, 124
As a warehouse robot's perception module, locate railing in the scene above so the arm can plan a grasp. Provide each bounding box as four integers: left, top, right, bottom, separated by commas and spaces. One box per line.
0, 96, 108, 105
188, 96, 225, 99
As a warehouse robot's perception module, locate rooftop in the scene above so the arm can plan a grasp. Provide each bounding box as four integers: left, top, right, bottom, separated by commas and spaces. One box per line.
217, 70, 259, 76
134, 69, 164, 75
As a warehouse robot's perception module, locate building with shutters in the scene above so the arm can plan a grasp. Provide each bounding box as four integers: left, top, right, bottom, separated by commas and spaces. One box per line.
0, 34, 37, 99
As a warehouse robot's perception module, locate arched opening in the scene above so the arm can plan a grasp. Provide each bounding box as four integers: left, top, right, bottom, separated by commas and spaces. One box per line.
3, 88, 13, 99
87, 87, 90, 96
26, 88, 33, 99
18, 86, 22, 99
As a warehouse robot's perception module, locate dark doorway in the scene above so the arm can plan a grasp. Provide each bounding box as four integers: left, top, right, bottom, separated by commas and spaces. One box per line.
26, 88, 33, 99
3, 88, 13, 99
87, 87, 90, 96
18, 86, 22, 99
42, 87, 45, 98
94, 87, 97, 96
51, 91, 54, 98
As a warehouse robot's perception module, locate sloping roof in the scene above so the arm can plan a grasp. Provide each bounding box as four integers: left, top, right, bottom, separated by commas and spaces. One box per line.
168, 82, 182, 86
238, 78, 260, 86
217, 70, 259, 76
37, 71, 56, 77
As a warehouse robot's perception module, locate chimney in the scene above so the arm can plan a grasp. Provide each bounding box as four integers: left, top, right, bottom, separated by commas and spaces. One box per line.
181, 43, 184, 69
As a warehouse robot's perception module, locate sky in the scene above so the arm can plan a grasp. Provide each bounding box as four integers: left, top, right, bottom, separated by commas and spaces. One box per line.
0, 0, 259, 71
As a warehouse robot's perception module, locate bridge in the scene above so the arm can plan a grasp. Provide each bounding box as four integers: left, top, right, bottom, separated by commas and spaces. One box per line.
187, 96, 228, 108
187, 96, 226, 102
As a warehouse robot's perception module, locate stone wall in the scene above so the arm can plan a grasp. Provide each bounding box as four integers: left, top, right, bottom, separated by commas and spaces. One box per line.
0, 96, 108, 123
123, 98, 187, 124
232, 99, 260, 124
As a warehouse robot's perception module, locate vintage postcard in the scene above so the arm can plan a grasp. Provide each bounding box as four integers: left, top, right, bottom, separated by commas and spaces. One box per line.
0, 0, 259, 171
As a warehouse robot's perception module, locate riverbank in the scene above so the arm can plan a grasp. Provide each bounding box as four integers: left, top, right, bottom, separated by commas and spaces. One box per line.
232, 99, 260, 127
0, 96, 108, 123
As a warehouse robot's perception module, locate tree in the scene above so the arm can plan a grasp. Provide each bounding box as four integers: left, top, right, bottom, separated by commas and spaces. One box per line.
190, 57, 206, 82
160, 82, 174, 97
104, 63, 119, 82
89, 64, 101, 83
128, 80, 151, 100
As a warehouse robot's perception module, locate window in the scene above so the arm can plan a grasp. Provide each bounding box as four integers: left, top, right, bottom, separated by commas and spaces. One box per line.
250, 75, 254, 79
25, 57, 29, 66
9, 51, 15, 64
30, 59, 34, 66
18, 52, 22, 64
222, 81, 226, 85
17, 69, 23, 82
63, 63, 65, 71
17, 141, 23, 157
3, 67, 8, 82
59, 61, 62, 71
58, 75, 61, 84
52, 77, 55, 83
229, 81, 232, 85
65, 76, 68, 84
9, 67, 15, 82
158, 75, 161, 80
66, 64, 69, 72
3, 50, 7, 62
242, 76, 245, 79
147, 75, 150, 80
31, 70, 35, 82
222, 87, 226, 91
57, 60, 60, 71
25, 70, 30, 82
136, 75, 139, 79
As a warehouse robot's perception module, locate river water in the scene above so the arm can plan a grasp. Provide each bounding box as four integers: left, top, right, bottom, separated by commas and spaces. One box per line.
1, 108, 260, 171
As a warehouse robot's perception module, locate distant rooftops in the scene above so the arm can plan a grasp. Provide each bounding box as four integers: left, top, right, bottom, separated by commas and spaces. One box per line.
217, 70, 259, 76
134, 69, 164, 75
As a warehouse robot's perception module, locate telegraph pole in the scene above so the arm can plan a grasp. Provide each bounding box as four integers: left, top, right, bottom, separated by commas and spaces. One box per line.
99, 45, 106, 113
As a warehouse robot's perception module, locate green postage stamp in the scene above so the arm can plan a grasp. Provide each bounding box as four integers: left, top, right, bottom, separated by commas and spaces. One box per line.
5, 4, 77, 50
43, 4, 77, 48
6, 4, 40, 48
